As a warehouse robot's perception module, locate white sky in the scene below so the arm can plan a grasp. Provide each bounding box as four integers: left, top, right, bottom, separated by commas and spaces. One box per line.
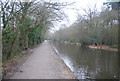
50, 0, 107, 33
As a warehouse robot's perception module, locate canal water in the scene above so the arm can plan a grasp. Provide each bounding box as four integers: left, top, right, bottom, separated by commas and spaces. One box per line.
51, 41, 118, 79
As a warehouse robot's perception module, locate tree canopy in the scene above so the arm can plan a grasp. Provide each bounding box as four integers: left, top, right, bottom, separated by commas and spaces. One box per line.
1, 1, 67, 61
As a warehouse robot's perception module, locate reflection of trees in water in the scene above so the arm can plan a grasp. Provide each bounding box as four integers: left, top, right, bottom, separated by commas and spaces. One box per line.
52, 42, 118, 79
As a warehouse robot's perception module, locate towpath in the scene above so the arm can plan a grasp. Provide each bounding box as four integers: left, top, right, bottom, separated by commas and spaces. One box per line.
11, 40, 76, 79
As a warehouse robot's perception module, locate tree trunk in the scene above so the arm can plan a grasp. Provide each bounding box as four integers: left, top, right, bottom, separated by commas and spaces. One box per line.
7, 32, 18, 59
24, 32, 28, 50
19, 31, 25, 50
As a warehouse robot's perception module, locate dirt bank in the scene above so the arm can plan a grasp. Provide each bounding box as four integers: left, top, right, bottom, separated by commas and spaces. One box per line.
88, 45, 118, 51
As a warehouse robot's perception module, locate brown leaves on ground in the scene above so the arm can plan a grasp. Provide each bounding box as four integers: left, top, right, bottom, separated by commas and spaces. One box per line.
2, 50, 29, 79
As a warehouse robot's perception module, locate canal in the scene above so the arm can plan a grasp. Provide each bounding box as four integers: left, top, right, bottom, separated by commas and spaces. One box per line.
51, 41, 118, 79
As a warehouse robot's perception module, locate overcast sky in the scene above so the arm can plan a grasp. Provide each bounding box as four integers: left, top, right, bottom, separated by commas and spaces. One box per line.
50, 0, 106, 33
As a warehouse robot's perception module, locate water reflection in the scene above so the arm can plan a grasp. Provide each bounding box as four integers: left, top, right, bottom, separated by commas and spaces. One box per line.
51, 41, 118, 79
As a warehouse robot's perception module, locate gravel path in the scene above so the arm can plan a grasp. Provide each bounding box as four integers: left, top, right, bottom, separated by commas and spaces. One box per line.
11, 40, 76, 79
